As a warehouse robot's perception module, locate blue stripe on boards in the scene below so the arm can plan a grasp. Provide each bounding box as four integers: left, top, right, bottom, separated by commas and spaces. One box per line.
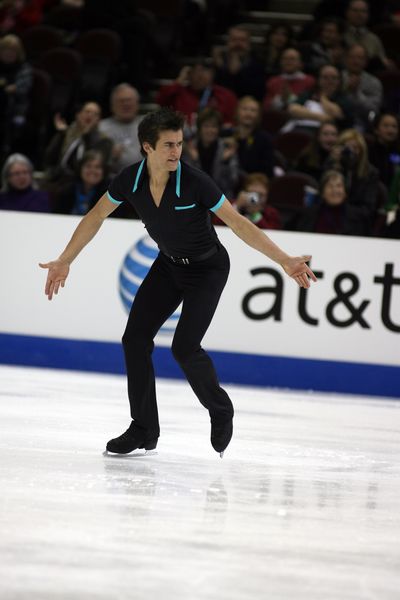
136, 239, 159, 260
123, 254, 150, 279
0, 333, 399, 399
119, 271, 140, 297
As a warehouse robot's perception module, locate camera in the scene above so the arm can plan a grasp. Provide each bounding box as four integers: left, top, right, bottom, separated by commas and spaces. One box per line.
246, 192, 260, 205
340, 146, 356, 168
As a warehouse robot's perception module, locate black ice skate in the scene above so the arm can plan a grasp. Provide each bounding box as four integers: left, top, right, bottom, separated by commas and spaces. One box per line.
210, 416, 233, 458
106, 422, 158, 455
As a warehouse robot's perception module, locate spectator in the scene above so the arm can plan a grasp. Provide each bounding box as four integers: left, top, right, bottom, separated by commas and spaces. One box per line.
183, 108, 239, 199
43, 101, 113, 187
285, 64, 353, 133
344, 0, 392, 70
368, 112, 400, 189
304, 17, 346, 75
0, 0, 47, 35
98, 83, 143, 176
0, 152, 50, 212
234, 95, 275, 178
324, 128, 379, 235
156, 59, 237, 129
51, 150, 109, 215
211, 24, 265, 100
0, 34, 32, 159
263, 47, 315, 112
384, 168, 400, 238
263, 22, 294, 78
233, 172, 282, 229
296, 169, 366, 235
342, 44, 383, 132
295, 121, 339, 180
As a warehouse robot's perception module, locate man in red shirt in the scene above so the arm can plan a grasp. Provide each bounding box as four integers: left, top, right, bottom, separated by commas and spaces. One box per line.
263, 47, 315, 112
156, 58, 238, 128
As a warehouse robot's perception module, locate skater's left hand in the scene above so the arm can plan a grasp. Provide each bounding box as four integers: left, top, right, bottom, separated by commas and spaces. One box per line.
282, 255, 317, 289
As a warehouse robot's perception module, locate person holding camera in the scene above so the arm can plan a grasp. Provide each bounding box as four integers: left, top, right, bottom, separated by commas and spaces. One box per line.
324, 128, 379, 235
233, 172, 281, 229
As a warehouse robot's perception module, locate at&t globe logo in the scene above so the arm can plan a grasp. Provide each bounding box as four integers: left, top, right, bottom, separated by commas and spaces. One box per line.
118, 236, 180, 334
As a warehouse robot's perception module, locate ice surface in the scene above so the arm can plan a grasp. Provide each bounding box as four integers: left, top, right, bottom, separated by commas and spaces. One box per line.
0, 365, 399, 600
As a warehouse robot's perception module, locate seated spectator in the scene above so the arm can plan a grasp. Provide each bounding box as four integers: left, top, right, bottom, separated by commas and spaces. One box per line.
263, 47, 315, 112
211, 24, 265, 100
342, 44, 383, 132
183, 107, 239, 199
263, 22, 294, 78
295, 121, 339, 180
296, 169, 367, 235
51, 148, 136, 219
51, 150, 109, 215
0, 34, 32, 158
324, 128, 379, 235
304, 17, 346, 75
0, 0, 47, 35
234, 95, 275, 178
285, 64, 353, 133
0, 152, 50, 212
43, 101, 113, 187
344, 0, 393, 71
156, 58, 238, 129
233, 172, 282, 229
368, 112, 400, 189
98, 83, 143, 176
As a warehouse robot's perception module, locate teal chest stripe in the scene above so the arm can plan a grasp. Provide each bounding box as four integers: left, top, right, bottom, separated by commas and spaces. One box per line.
174, 203, 196, 210
132, 159, 145, 192
176, 161, 181, 197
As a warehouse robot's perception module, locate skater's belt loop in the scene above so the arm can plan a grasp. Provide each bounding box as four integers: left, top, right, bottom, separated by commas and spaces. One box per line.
164, 245, 219, 265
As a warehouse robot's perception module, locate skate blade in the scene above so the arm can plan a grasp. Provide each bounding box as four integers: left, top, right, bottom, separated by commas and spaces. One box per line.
219, 451, 224, 459
102, 449, 158, 457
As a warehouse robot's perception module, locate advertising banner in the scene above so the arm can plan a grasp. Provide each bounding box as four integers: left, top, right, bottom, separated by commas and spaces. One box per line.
0, 211, 399, 397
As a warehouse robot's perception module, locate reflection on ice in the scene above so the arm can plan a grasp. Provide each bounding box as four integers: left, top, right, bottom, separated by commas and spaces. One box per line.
0, 365, 399, 600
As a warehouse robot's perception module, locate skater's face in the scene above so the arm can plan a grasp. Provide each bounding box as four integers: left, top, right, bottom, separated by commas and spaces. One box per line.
144, 129, 183, 172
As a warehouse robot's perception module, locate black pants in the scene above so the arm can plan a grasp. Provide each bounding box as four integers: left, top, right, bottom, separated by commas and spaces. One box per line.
122, 244, 233, 437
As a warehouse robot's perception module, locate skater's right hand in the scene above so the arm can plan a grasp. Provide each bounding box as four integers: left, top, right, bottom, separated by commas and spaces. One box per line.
39, 259, 70, 301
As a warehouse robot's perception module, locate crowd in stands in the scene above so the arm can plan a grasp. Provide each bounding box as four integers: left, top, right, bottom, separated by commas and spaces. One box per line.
1, 0, 400, 239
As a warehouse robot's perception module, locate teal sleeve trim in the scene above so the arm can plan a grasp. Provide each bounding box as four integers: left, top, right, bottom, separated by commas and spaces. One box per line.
107, 192, 123, 205
210, 194, 226, 213
175, 161, 181, 197
132, 159, 145, 192
174, 203, 196, 210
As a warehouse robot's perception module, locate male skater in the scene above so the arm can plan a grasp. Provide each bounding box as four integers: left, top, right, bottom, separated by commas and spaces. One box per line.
40, 108, 316, 457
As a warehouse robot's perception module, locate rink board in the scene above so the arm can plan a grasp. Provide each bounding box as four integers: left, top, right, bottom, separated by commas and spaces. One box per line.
0, 211, 399, 397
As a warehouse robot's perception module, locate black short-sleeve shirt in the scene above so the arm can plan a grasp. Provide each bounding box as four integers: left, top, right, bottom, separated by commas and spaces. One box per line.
107, 159, 226, 257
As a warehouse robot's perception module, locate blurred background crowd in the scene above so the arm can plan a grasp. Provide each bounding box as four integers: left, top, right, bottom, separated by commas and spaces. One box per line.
1, 0, 400, 238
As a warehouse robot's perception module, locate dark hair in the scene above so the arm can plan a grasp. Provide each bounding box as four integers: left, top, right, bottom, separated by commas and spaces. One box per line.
316, 16, 345, 36
77, 149, 108, 181
197, 107, 222, 130
138, 108, 185, 156
265, 22, 294, 45
319, 169, 345, 196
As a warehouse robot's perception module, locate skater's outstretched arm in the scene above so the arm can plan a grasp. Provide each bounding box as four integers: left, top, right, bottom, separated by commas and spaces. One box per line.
214, 199, 317, 289
39, 194, 118, 300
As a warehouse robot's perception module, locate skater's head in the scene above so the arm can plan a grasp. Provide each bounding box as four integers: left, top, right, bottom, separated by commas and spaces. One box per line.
138, 108, 185, 157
